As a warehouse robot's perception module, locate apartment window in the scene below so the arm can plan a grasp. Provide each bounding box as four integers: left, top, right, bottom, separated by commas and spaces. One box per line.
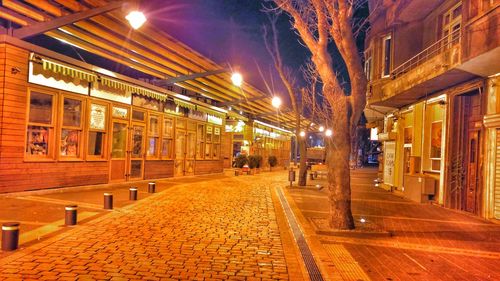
161, 117, 174, 159
381, 34, 392, 77
88, 102, 107, 159
26, 91, 55, 159
364, 48, 373, 81
147, 114, 160, 157
442, 3, 462, 46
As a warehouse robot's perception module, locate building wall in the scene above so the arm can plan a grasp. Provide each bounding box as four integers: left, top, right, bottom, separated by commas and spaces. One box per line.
462, 0, 500, 61
0, 44, 109, 192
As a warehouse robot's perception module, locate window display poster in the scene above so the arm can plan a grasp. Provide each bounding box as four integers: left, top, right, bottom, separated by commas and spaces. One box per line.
90, 104, 106, 130
431, 121, 442, 158
383, 141, 396, 186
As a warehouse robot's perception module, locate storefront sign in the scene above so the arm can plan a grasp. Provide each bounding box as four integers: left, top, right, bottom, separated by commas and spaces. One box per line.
383, 141, 396, 186
112, 107, 128, 119
91, 83, 132, 105
188, 110, 208, 122
225, 120, 245, 133
90, 104, 106, 130
255, 127, 270, 137
208, 115, 223, 125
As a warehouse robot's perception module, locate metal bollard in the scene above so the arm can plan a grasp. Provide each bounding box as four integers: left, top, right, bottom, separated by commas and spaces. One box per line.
1, 222, 20, 251
65, 205, 77, 226
288, 169, 296, 187
104, 193, 113, 210
148, 182, 156, 193
129, 187, 138, 201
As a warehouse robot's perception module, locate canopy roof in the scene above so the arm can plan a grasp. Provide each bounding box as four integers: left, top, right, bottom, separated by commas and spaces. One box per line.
0, 0, 311, 130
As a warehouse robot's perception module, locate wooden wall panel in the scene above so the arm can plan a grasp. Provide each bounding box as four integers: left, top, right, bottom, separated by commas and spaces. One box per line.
221, 131, 232, 168
194, 160, 223, 175
0, 44, 109, 193
144, 160, 174, 179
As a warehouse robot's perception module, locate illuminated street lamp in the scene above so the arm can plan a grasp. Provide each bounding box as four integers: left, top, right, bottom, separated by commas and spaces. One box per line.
271, 96, 282, 109
325, 129, 332, 137
231, 72, 243, 87
126, 11, 147, 29
319, 126, 324, 132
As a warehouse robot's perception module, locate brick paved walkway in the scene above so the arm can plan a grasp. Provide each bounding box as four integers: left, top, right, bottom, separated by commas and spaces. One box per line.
0, 173, 298, 280
288, 168, 500, 281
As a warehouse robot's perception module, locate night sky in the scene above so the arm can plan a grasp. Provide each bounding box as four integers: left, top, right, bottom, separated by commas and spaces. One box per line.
143, 0, 309, 99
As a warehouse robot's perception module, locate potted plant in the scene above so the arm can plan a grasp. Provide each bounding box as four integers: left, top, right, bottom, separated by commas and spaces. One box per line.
255, 155, 263, 173
234, 155, 248, 175
248, 155, 259, 174
268, 155, 278, 171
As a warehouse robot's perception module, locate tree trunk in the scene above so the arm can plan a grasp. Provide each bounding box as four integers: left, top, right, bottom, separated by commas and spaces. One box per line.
326, 99, 355, 230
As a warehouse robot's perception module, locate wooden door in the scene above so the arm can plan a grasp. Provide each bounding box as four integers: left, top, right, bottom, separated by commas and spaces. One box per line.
110, 120, 128, 181
465, 130, 480, 213
175, 129, 186, 176
129, 123, 145, 180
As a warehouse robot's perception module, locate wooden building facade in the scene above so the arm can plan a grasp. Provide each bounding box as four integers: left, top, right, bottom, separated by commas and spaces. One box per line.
0, 38, 292, 193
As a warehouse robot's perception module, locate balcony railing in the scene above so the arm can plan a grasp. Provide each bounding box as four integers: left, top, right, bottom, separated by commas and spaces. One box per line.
391, 27, 461, 79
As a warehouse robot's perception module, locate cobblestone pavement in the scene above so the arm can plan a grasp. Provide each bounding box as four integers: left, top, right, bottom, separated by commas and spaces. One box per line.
0, 173, 297, 280
288, 168, 500, 281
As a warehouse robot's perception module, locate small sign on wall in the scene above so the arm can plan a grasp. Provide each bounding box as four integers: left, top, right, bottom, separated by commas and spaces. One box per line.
384, 141, 396, 186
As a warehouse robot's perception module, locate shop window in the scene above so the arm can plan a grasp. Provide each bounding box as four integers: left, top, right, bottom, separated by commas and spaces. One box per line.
423, 101, 445, 172
147, 115, 160, 157
88, 103, 107, 159
111, 122, 127, 158
213, 127, 221, 159
196, 124, 205, 159
26, 91, 55, 159
205, 126, 213, 158
161, 117, 174, 159
381, 34, 392, 77
60, 97, 83, 158
132, 110, 145, 122
176, 119, 186, 129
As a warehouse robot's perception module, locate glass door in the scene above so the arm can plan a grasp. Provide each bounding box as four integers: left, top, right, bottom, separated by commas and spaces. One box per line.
110, 120, 128, 181
185, 131, 196, 175
129, 124, 145, 180
175, 129, 186, 176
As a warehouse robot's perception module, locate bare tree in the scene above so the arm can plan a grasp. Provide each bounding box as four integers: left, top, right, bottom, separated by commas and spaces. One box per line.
263, 14, 308, 186
269, 0, 368, 229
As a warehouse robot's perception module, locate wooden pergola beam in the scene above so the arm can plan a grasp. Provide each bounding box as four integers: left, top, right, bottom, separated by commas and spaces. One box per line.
156, 69, 229, 86
13, 1, 123, 38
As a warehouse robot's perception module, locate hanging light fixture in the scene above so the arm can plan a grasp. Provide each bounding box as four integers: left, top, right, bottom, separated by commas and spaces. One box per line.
231, 72, 243, 87
126, 11, 147, 29
271, 96, 282, 109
